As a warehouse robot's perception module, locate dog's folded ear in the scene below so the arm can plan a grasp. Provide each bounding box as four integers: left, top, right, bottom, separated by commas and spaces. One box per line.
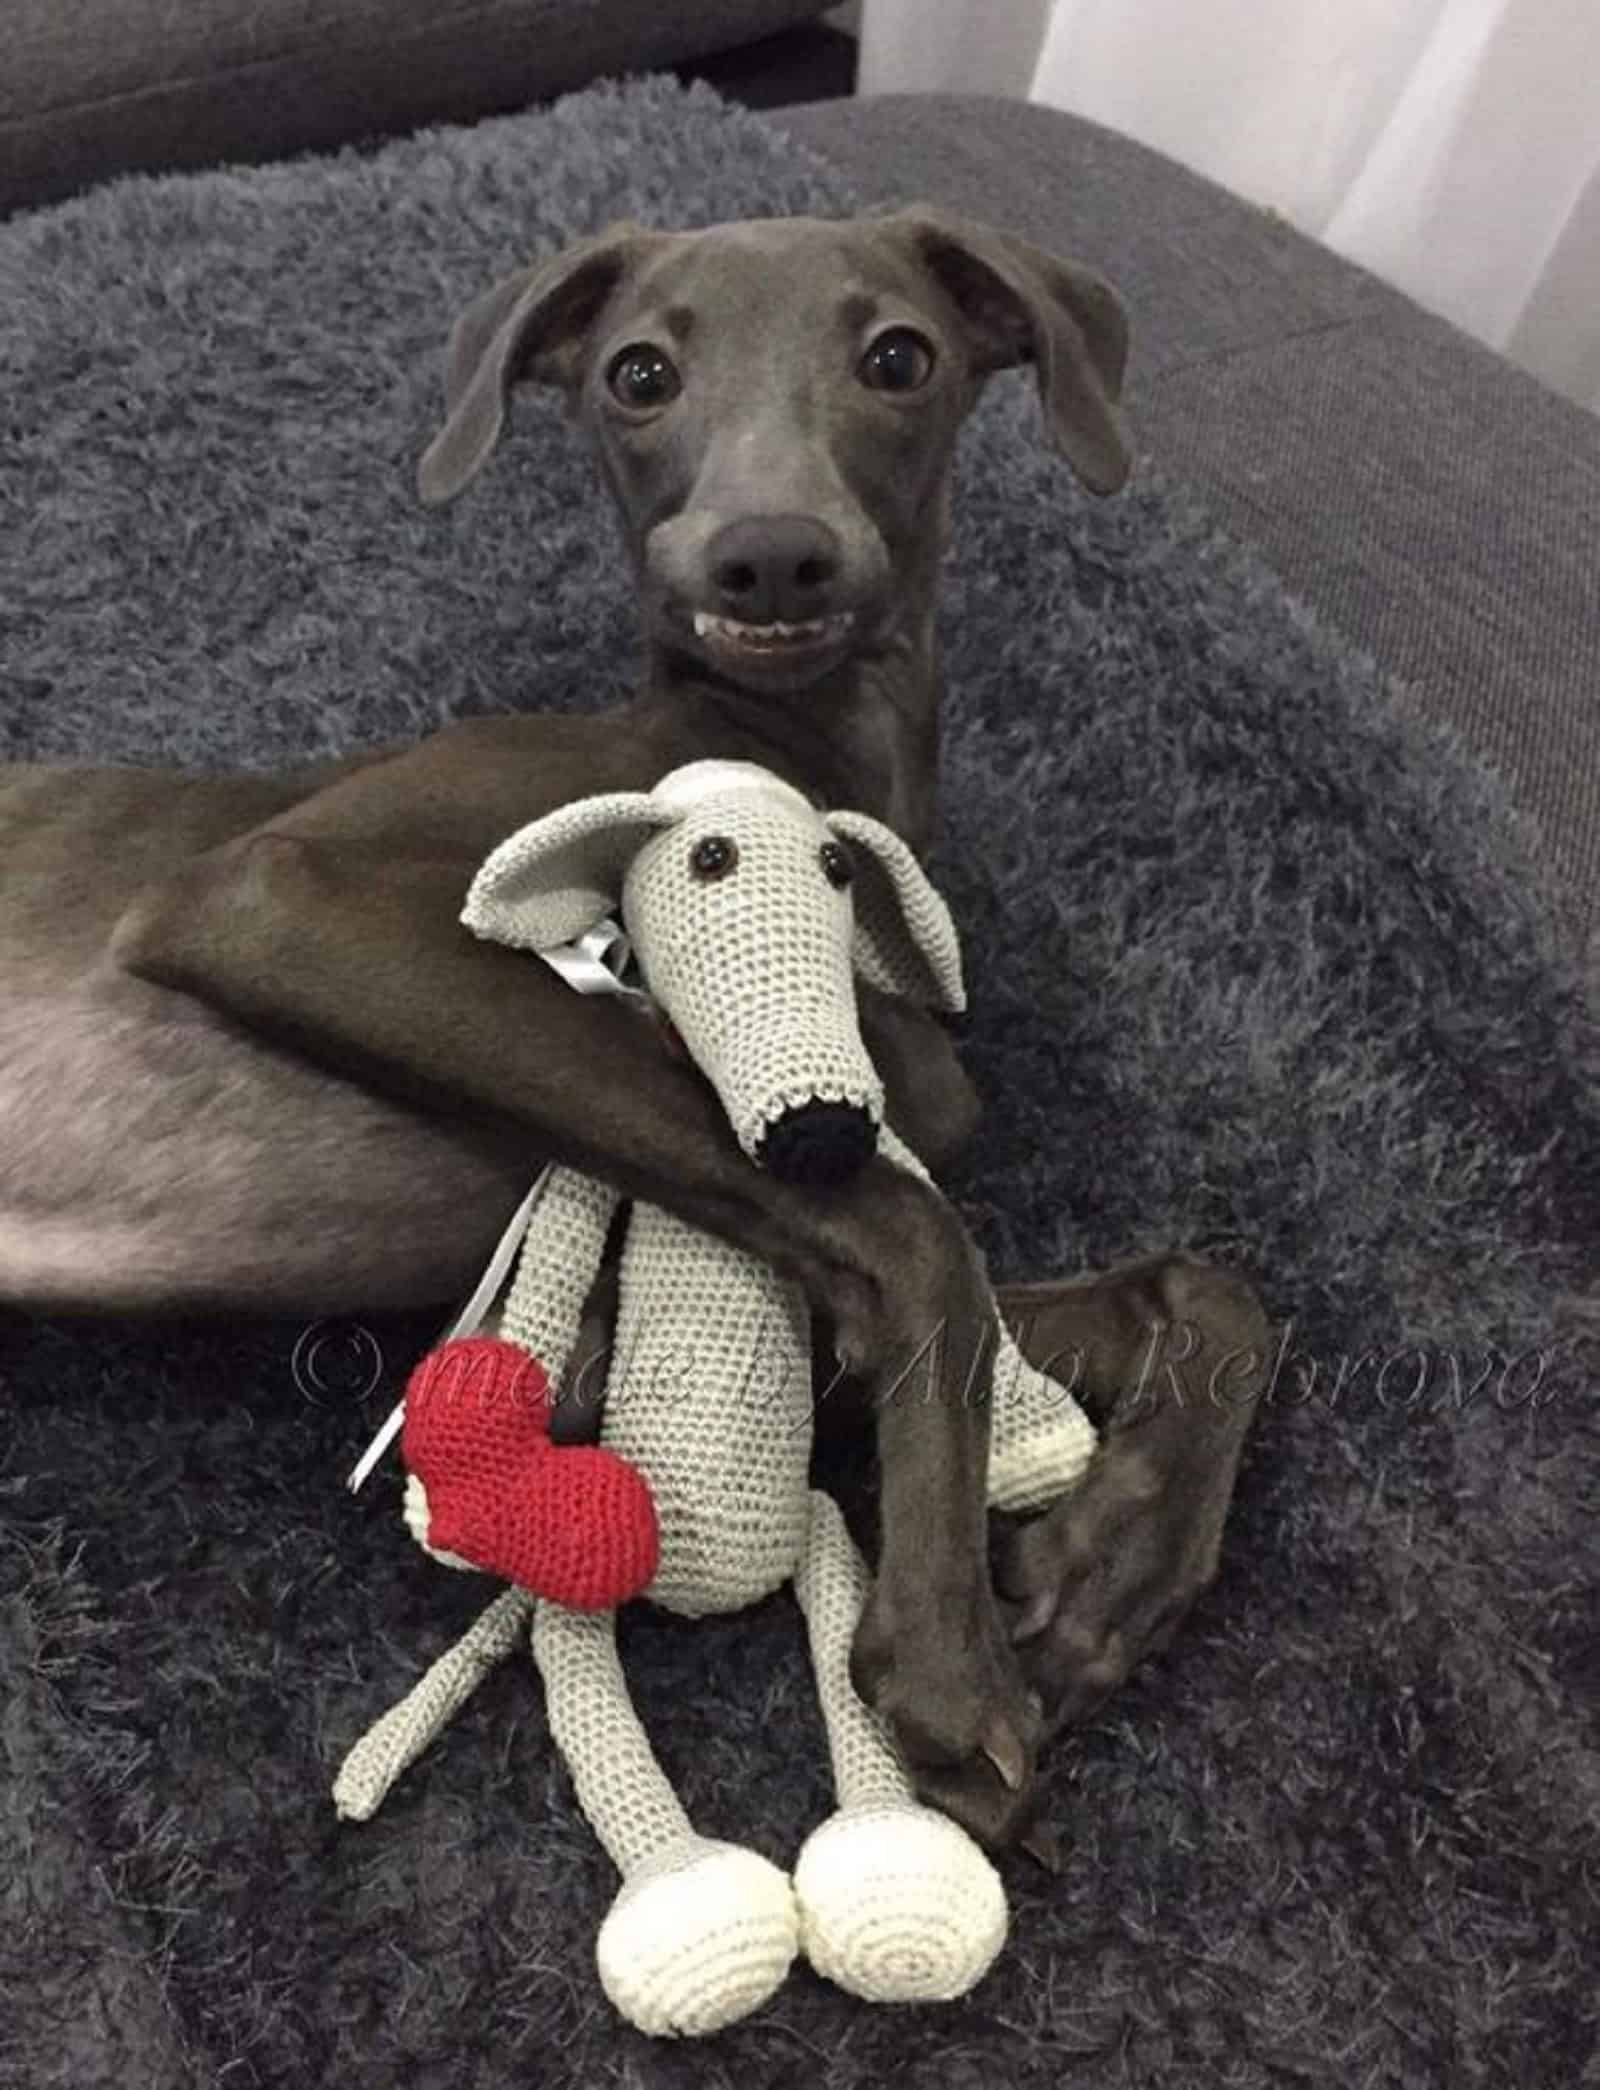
878, 205, 1131, 495
419, 221, 664, 505
462, 792, 672, 952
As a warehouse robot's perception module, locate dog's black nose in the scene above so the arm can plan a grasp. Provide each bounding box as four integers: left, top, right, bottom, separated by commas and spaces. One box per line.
707, 515, 842, 625
758, 1099, 877, 1186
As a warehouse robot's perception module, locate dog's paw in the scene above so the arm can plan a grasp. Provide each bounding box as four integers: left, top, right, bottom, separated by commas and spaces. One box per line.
992, 1254, 1266, 1733
850, 1570, 1042, 1850
994, 1441, 1207, 1732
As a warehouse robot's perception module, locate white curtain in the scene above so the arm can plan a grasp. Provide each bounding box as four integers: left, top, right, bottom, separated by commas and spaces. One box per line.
857, 0, 1600, 414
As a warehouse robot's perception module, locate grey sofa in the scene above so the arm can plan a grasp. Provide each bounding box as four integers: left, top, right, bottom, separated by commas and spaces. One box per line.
3, 0, 836, 213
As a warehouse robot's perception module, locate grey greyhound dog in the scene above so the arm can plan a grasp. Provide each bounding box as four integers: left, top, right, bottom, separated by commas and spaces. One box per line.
1, 208, 1267, 1845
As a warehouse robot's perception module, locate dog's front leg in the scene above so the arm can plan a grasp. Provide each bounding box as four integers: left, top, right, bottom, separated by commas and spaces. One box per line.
833, 1163, 1043, 1839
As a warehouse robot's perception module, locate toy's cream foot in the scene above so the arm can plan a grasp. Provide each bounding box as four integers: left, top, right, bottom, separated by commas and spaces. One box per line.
596, 1836, 799, 2038
793, 1804, 1008, 2003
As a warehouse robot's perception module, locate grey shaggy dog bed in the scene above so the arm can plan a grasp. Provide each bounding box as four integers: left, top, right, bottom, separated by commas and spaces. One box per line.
3, 75, 1597, 2090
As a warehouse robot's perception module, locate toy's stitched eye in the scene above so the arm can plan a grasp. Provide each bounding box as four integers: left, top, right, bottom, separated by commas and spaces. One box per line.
606, 343, 681, 410
820, 841, 854, 889
859, 327, 935, 394
691, 834, 738, 880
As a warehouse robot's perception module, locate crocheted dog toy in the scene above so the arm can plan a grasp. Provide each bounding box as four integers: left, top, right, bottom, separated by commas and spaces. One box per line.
334, 762, 1097, 2037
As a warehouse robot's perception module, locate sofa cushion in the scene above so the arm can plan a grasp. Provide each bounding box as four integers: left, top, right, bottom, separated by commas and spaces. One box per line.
2, 0, 831, 214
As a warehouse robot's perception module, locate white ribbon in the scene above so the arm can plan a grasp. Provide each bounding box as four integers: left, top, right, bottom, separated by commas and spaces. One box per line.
540, 917, 645, 1000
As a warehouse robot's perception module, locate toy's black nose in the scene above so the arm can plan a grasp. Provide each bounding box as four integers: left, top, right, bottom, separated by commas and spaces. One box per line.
758, 1100, 877, 1186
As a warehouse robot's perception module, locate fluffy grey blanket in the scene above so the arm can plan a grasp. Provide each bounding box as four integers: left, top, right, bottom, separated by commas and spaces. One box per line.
1, 75, 1594, 2090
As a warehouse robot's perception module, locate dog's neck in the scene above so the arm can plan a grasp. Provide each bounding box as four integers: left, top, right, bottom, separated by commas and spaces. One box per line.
632, 581, 946, 852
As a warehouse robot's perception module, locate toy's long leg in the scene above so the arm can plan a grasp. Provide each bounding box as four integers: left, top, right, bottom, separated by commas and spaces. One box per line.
530, 1602, 691, 1871
790, 1488, 1006, 2002
876, 1127, 1095, 1513
530, 1601, 798, 2037
794, 1489, 913, 1812
499, 1166, 621, 1396
332, 1586, 534, 1821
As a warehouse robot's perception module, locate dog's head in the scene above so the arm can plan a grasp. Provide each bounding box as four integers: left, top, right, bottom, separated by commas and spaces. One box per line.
419, 209, 1129, 694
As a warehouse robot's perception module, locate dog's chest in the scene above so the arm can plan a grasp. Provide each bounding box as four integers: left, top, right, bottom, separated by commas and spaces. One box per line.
824, 671, 936, 848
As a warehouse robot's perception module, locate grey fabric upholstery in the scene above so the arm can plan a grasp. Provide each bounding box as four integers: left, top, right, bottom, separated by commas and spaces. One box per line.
2, 0, 831, 215
782, 95, 1600, 951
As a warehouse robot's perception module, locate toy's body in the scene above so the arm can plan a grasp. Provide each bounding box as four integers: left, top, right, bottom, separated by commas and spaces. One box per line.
334, 764, 1096, 2035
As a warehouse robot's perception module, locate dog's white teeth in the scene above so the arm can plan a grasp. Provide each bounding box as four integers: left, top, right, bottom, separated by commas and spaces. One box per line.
694, 611, 850, 647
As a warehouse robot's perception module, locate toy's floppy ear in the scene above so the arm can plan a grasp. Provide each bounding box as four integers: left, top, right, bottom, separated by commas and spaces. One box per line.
825, 811, 966, 1013
462, 793, 674, 952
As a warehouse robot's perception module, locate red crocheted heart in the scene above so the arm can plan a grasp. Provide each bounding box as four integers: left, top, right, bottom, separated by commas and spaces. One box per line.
402, 1336, 658, 1611
405, 1334, 553, 1445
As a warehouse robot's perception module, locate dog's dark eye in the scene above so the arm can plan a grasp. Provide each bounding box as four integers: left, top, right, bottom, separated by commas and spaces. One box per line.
690, 834, 738, 880
859, 328, 935, 394
606, 344, 681, 410
820, 841, 854, 889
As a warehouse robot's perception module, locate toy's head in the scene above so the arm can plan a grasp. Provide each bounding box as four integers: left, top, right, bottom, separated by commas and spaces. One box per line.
463, 760, 965, 1185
